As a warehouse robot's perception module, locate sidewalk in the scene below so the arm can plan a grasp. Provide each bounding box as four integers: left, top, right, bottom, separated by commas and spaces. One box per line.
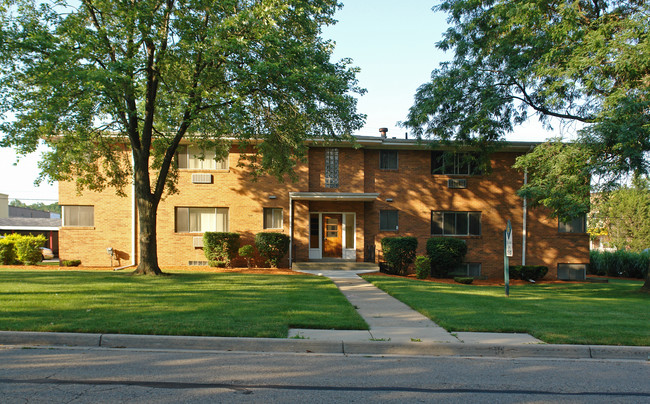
290, 269, 541, 345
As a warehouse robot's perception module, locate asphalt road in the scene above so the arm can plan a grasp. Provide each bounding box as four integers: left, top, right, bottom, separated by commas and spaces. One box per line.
1, 346, 648, 403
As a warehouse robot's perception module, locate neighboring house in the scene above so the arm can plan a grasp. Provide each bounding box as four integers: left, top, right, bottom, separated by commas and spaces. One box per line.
58, 133, 589, 279
0, 218, 61, 256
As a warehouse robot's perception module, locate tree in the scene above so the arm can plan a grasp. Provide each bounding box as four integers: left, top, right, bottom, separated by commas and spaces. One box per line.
0, 0, 364, 275
9, 199, 61, 215
591, 177, 650, 252
403, 0, 649, 289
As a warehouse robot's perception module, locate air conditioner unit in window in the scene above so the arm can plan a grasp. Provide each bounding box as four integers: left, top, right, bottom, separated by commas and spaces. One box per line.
193, 236, 204, 248
192, 173, 213, 184
448, 179, 467, 189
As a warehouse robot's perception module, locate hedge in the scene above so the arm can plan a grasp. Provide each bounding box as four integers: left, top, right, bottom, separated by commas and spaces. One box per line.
509, 265, 548, 280
0, 237, 17, 265
380, 237, 418, 276
1, 234, 46, 265
426, 237, 467, 277
414, 256, 431, 279
255, 232, 290, 268
203, 232, 241, 267
589, 250, 649, 279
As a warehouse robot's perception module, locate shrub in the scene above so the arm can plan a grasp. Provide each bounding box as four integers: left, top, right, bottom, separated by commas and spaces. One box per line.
454, 277, 474, 284
589, 250, 649, 279
208, 260, 226, 268
203, 232, 240, 267
0, 237, 18, 265
380, 237, 418, 276
239, 245, 255, 269
414, 255, 431, 279
509, 265, 548, 280
255, 232, 290, 268
426, 238, 467, 277
61, 259, 81, 267
10, 234, 47, 265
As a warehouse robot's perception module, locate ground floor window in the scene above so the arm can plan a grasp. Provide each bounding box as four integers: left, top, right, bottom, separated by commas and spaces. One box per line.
448, 263, 481, 277
62, 205, 94, 227
431, 211, 481, 236
380, 210, 398, 231
263, 208, 283, 229
175, 207, 228, 233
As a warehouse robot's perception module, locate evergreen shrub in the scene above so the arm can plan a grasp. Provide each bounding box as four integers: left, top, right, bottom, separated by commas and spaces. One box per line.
255, 232, 290, 268
426, 237, 467, 277
380, 237, 418, 276
203, 232, 241, 267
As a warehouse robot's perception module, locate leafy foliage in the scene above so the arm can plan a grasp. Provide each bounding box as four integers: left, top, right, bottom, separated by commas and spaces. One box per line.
2, 234, 47, 265
0, 0, 364, 274
238, 244, 255, 269
60, 259, 82, 267
9, 200, 60, 215
590, 177, 650, 251
414, 256, 431, 279
380, 237, 418, 276
589, 250, 649, 279
255, 232, 290, 268
404, 0, 649, 211
203, 232, 241, 268
0, 237, 18, 265
426, 237, 467, 277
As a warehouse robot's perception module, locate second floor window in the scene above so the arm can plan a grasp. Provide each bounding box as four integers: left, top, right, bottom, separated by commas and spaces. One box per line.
325, 148, 339, 188
431, 151, 480, 175
176, 145, 228, 170
559, 215, 586, 233
380, 150, 398, 170
431, 211, 481, 236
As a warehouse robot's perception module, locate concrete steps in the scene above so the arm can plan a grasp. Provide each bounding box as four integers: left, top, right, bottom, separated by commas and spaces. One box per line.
292, 262, 379, 272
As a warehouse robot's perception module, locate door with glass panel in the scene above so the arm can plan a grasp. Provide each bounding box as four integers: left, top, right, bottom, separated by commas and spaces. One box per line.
322, 214, 342, 258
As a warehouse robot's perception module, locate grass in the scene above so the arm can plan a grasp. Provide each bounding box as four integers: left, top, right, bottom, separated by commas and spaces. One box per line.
362, 275, 649, 346
0, 269, 368, 338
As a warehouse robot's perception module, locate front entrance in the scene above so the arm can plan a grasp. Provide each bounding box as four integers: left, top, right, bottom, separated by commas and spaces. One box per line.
323, 214, 342, 258
308, 212, 356, 260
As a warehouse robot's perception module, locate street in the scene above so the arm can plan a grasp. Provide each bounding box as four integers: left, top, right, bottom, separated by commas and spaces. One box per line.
1, 346, 648, 403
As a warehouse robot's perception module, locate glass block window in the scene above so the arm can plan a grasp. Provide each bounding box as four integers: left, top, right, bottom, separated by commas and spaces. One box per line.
324, 148, 339, 188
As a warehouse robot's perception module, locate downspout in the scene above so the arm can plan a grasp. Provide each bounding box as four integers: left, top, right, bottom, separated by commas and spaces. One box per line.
288, 194, 293, 269
522, 170, 527, 266
131, 172, 137, 266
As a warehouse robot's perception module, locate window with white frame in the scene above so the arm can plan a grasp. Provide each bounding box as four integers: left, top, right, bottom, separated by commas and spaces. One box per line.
63, 205, 94, 227
176, 145, 228, 170
175, 207, 229, 233
380, 210, 398, 231
431, 211, 481, 236
324, 148, 339, 188
380, 150, 398, 170
559, 215, 586, 233
263, 208, 283, 229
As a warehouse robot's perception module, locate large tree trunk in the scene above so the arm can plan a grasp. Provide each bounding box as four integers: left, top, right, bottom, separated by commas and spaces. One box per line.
132, 196, 164, 275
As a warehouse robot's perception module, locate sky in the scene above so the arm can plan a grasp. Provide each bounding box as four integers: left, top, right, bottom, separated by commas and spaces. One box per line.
0, 1, 564, 204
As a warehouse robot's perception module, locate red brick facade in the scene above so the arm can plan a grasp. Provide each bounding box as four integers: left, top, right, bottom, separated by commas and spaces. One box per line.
59, 137, 589, 278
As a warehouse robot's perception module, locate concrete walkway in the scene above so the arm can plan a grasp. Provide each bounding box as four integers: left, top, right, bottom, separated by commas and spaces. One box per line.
290, 269, 542, 345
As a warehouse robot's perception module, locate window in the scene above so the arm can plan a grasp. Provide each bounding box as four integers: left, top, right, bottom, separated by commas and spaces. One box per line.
380, 210, 398, 231
176, 145, 228, 170
175, 207, 229, 233
431, 151, 481, 175
324, 148, 339, 188
559, 215, 586, 233
380, 150, 398, 170
431, 211, 481, 236
263, 208, 283, 229
449, 263, 482, 277
63, 206, 94, 227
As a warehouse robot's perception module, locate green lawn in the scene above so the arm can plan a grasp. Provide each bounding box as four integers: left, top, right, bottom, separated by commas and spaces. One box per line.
0, 269, 368, 338
362, 275, 649, 346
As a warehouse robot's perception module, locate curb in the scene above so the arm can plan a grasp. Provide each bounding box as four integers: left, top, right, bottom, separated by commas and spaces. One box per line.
1, 331, 648, 361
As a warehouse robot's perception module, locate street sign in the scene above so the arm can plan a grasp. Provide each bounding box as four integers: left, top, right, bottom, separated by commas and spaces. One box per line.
505, 220, 513, 257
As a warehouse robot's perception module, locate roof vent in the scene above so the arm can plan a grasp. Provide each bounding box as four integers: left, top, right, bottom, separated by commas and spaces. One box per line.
379, 127, 388, 139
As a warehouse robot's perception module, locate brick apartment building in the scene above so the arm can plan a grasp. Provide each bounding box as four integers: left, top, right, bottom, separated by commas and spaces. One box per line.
58, 134, 590, 279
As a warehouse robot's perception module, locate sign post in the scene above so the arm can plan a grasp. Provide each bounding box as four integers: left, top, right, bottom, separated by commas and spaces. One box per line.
504, 220, 513, 297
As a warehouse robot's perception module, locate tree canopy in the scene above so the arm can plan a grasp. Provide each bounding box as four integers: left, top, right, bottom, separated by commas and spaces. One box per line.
0, 0, 365, 274
403, 0, 649, 211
